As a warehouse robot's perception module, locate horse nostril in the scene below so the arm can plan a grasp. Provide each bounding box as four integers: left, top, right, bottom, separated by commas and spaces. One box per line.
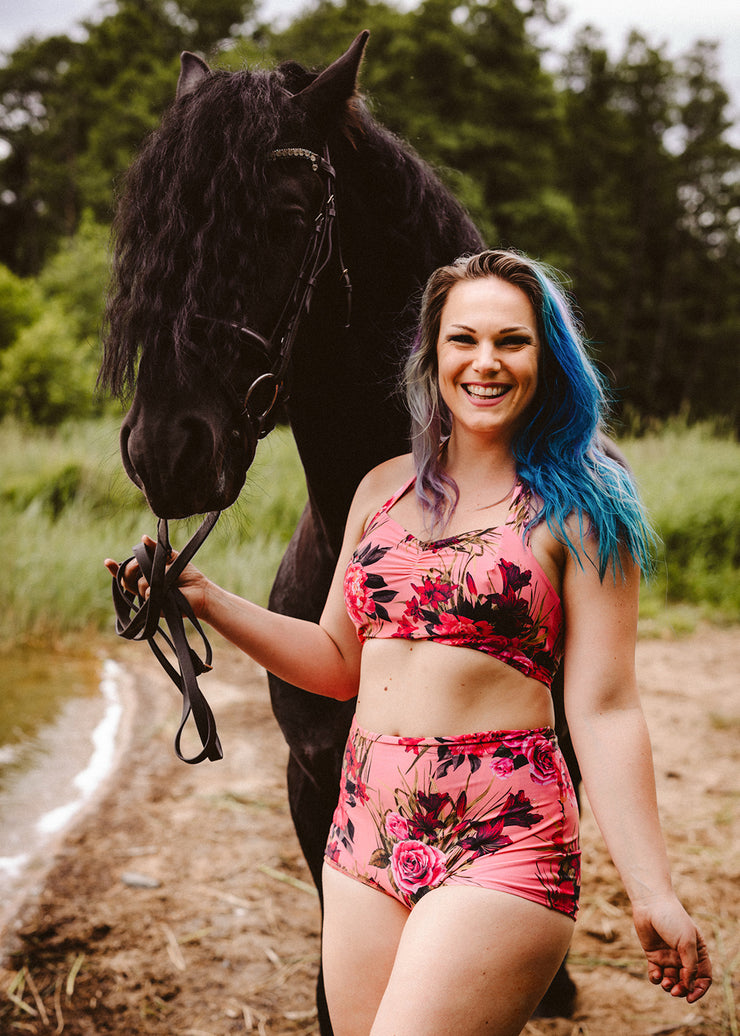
120, 420, 144, 488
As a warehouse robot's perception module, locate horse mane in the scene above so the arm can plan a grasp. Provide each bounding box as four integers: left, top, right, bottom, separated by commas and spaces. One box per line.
100, 57, 480, 398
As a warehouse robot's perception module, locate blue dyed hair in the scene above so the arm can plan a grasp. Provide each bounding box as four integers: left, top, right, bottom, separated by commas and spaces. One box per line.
404, 250, 656, 578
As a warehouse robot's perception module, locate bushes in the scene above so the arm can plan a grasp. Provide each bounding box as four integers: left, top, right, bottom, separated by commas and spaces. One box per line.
0, 214, 110, 426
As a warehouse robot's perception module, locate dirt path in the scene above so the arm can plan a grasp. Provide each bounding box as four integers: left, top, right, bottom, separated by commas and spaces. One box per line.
1, 627, 738, 1035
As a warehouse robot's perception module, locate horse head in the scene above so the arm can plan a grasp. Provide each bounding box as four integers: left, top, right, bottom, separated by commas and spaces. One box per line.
100, 33, 369, 519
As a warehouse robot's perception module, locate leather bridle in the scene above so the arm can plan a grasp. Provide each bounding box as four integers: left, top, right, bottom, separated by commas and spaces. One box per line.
111, 145, 350, 763
196, 145, 350, 449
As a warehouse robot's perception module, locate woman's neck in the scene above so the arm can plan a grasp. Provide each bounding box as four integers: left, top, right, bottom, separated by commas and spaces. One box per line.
443, 432, 516, 481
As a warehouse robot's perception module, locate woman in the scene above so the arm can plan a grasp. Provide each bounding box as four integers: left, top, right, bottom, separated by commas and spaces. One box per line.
107, 250, 711, 1035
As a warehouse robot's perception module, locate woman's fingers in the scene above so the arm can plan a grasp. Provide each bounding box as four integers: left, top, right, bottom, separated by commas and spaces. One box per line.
103, 554, 147, 596
105, 534, 180, 598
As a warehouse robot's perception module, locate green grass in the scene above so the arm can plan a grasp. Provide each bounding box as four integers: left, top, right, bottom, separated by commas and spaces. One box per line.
0, 417, 306, 648
620, 419, 740, 630
0, 415, 737, 648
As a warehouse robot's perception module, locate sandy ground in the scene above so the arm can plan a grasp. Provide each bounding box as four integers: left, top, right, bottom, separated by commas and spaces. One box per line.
0, 626, 738, 1036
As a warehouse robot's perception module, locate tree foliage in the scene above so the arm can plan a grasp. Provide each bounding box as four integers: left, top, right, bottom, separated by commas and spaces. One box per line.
0, 0, 737, 426
0, 213, 110, 424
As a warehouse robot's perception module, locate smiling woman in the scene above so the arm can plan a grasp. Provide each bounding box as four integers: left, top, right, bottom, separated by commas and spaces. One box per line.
436, 276, 541, 451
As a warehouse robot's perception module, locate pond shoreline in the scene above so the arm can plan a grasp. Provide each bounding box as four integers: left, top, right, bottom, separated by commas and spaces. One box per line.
0, 652, 140, 938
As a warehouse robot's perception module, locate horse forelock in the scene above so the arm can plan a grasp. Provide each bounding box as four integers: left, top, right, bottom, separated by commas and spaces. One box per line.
101, 67, 317, 397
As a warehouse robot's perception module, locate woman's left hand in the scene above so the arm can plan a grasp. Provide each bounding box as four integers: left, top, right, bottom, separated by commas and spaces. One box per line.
633, 894, 712, 1003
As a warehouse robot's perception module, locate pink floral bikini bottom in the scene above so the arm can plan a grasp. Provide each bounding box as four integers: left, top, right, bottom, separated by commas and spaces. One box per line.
324, 719, 580, 920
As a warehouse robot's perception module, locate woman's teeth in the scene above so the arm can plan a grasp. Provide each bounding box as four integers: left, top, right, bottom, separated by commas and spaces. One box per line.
464, 384, 509, 399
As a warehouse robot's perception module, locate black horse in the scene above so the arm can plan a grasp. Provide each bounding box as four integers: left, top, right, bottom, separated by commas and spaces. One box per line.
101, 33, 576, 1030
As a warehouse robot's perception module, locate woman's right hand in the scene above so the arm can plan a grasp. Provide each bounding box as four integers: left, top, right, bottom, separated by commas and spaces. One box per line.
104, 535, 211, 619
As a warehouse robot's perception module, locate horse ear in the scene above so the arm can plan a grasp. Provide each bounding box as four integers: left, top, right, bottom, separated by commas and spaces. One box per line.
177, 51, 211, 100
292, 31, 369, 125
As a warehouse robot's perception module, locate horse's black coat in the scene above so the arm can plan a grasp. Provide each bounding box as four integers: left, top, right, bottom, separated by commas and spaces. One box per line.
101, 34, 577, 1031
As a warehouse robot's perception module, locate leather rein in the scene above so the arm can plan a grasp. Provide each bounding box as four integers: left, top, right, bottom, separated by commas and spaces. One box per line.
111, 145, 349, 763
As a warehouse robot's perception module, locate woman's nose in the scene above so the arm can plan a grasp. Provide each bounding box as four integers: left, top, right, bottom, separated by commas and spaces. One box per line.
472, 342, 501, 372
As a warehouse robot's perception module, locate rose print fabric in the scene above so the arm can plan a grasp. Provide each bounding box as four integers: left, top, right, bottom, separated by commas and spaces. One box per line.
343, 478, 563, 688
325, 720, 580, 920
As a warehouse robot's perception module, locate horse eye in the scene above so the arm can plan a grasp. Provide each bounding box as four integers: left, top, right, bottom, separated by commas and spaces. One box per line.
271, 207, 308, 235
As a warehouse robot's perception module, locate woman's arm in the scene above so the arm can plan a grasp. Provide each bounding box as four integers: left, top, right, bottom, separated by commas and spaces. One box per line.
561, 535, 712, 1002
105, 470, 384, 703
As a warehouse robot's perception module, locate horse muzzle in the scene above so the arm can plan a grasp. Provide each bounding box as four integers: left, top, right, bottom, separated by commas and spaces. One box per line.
120, 397, 253, 519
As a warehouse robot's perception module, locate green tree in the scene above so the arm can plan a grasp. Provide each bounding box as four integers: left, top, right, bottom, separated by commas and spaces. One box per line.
0, 0, 257, 274
0, 303, 97, 424
557, 30, 740, 426
0, 263, 41, 351
37, 211, 110, 341
258, 0, 569, 249
0, 214, 111, 424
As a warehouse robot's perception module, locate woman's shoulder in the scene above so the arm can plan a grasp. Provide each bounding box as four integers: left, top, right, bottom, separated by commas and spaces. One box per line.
350, 454, 415, 526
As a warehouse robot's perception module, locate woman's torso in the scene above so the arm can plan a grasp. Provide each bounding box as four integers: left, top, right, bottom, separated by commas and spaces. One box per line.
347, 463, 566, 737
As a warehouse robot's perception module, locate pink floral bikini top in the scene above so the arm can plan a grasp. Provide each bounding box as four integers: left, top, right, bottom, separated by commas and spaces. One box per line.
343, 477, 564, 689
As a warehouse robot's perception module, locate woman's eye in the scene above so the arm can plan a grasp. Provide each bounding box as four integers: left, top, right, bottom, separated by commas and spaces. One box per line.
450, 334, 476, 345
501, 336, 530, 348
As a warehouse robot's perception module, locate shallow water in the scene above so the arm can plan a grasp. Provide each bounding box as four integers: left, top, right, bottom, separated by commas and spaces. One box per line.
0, 649, 126, 921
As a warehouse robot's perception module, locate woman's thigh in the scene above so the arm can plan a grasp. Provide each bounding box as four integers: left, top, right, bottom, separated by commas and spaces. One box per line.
370, 885, 574, 1036
321, 863, 410, 1036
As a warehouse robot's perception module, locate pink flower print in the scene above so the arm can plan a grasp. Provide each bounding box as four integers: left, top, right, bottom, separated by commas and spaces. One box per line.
342, 738, 369, 805
501, 789, 543, 829
325, 839, 342, 865
498, 559, 532, 593
491, 754, 516, 778
398, 736, 426, 756
523, 735, 558, 785
433, 612, 480, 639
457, 815, 512, 855
385, 812, 411, 840
333, 798, 349, 830
393, 613, 419, 638
453, 731, 498, 757
390, 840, 447, 897
411, 575, 455, 609
555, 752, 579, 807
343, 563, 371, 627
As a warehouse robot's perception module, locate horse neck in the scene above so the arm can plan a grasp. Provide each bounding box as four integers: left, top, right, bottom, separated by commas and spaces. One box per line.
288, 121, 484, 555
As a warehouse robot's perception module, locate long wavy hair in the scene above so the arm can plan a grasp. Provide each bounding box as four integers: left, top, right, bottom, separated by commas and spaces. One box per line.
405, 250, 656, 577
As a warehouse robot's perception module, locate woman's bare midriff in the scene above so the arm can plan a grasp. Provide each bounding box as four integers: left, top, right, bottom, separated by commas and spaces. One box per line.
353, 638, 556, 737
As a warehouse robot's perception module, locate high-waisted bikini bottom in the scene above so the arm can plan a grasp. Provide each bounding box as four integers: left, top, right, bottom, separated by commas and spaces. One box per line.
324, 719, 580, 920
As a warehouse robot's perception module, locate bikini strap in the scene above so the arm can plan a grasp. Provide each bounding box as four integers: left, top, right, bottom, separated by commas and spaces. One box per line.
382, 475, 416, 512
362, 475, 416, 535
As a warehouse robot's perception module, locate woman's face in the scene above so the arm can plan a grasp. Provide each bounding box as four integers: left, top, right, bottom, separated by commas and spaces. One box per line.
436, 276, 540, 445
